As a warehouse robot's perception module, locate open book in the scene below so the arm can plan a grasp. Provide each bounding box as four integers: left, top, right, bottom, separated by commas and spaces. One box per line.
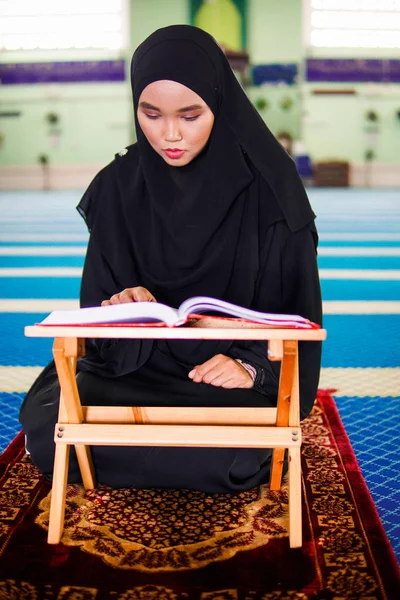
38, 296, 319, 330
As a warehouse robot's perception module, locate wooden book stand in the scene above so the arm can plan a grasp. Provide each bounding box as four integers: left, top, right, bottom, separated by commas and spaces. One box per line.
25, 324, 326, 548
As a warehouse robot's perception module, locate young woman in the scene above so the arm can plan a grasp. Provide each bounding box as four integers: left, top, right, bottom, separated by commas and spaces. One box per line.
20, 25, 322, 493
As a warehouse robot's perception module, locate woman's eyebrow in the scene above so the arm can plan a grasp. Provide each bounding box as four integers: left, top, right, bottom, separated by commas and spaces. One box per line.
139, 101, 160, 111
139, 102, 203, 112
178, 104, 203, 113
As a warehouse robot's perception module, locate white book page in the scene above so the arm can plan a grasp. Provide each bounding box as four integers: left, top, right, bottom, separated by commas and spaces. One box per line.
40, 302, 180, 327
178, 296, 310, 326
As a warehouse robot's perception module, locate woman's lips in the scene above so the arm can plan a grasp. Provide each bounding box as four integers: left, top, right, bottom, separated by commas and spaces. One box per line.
164, 149, 185, 159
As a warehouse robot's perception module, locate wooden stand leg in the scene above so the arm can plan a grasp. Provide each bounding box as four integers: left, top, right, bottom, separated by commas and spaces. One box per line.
53, 337, 96, 489
269, 339, 302, 547
270, 340, 298, 490
49, 337, 96, 542
48, 444, 70, 544
270, 447, 286, 490
288, 446, 302, 548
75, 444, 95, 489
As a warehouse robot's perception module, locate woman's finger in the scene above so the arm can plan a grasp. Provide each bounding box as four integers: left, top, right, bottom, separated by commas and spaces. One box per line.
188, 354, 227, 381
102, 287, 157, 306
209, 364, 250, 387
201, 364, 227, 384
132, 287, 156, 302
208, 373, 233, 386
189, 357, 226, 382
202, 359, 254, 388
109, 294, 122, 305
119, 289, 136, 303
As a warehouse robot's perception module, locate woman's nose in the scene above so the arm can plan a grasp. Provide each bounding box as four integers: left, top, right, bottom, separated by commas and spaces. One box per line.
164, 120, 182, 142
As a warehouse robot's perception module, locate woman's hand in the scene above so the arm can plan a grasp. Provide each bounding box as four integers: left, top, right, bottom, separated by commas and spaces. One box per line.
188, 354, 254, 389
101, 287, 156, 306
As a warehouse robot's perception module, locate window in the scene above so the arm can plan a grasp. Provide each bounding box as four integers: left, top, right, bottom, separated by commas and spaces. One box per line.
305, 0, 400, 48
0, 0, 126, 51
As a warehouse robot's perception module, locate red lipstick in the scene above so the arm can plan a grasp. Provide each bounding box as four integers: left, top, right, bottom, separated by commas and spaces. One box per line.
164, 149, 185, 159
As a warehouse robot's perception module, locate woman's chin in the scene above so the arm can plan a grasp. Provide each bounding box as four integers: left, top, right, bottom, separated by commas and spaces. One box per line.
162, 156, 191, 167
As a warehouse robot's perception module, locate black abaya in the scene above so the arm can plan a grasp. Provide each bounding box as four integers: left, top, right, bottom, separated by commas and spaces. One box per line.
19, 25, 322, 492
19, 163, 321, 491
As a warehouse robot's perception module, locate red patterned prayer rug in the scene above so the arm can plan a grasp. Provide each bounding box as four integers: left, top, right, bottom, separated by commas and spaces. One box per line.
0, 391, 399, 600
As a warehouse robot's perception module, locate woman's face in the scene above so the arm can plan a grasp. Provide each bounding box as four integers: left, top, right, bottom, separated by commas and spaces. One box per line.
137, 80, 214, 167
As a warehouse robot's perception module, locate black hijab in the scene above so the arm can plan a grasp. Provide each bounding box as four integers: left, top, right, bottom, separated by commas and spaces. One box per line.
130, 24, 315, 232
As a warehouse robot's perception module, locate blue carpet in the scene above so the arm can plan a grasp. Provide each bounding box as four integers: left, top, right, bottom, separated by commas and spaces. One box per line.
0, 392, 24, 452
319, 241, 400, 247
2, 278, 399, 302
321, 280, 400, 300
3, 256, 400, 270
318, 256, 400, 269
335, 395, 400, 551
0, 314, 53, 365
322, 315, 400, 367
0, 187, 399, 563
0, 241, 87, 247
0, 278, 80, 299
0, 256, 85, 267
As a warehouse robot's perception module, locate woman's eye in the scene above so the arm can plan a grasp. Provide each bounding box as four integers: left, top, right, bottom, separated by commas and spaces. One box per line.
145, 113, 160, 120
183, 115, 200, 122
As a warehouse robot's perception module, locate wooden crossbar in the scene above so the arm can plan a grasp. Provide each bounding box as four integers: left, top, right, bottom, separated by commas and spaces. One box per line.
54, 423, 302, 448
82, 405, 278, 425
